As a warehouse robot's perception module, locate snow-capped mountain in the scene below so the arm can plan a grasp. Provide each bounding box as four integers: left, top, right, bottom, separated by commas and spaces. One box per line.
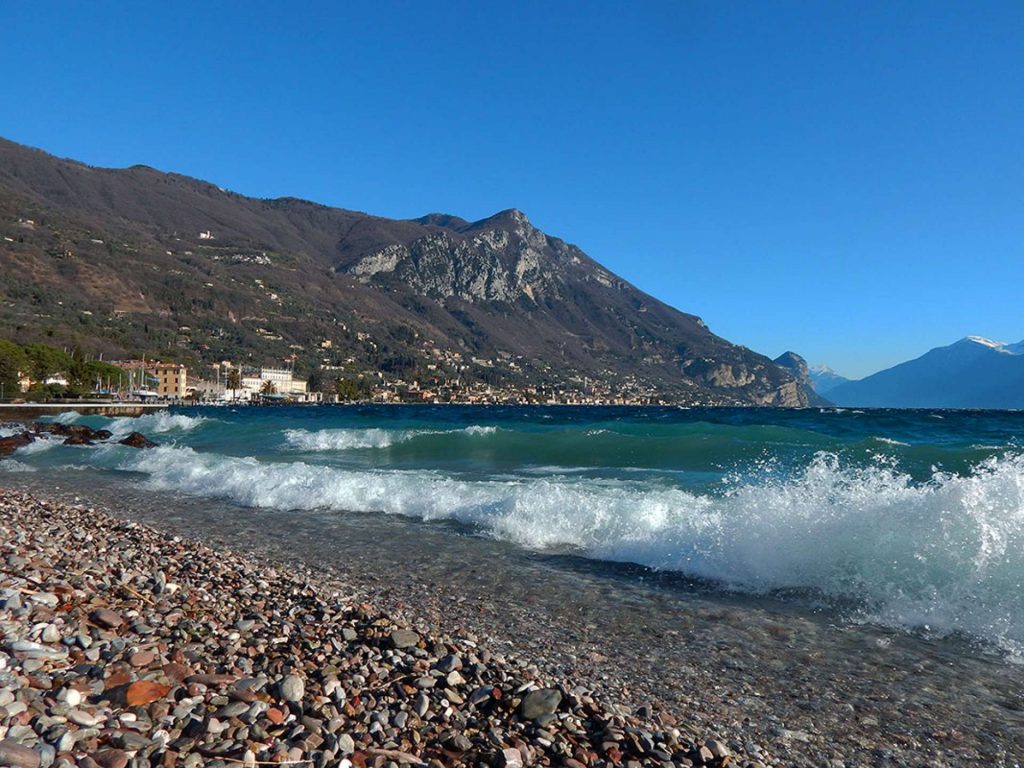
828, 336, 1024, 409
808, 364, 851, 396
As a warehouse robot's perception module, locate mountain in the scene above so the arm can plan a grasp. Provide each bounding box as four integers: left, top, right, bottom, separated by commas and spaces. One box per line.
0, 137, 817, 405
808, 364, 850, 395
828, 336, 1024, 409
773, 352, 830, 405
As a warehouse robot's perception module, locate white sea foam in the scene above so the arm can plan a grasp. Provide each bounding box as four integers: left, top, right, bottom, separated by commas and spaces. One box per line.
872, 436, 911, 447
283, 425, 496, 451
0, 459, 35, 472
107, 412, 209, 437
43, 410, 208, 435
16, 436, 59, 454
284, 428, 410, 450
111, 446, 1024, 654
463, 425, 498, 436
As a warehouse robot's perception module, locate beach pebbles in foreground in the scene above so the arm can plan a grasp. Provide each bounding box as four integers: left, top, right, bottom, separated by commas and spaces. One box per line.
0, 489, 757, 768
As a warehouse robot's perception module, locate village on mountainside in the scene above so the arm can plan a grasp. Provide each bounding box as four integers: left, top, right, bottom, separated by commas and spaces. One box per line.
0, 337, 677, 406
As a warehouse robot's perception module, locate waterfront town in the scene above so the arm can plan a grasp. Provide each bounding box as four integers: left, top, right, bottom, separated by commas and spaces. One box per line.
0, 339, 675, 406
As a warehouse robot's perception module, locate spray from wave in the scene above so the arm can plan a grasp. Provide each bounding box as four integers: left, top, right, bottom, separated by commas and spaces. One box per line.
47, 410, 209, 436
110, 444, 1024, 654
107, 412, 210, 437
283, 425, 497, 451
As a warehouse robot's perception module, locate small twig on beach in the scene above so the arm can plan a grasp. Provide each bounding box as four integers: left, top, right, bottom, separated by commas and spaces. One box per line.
120, 583, 156, 606
365, 748, 425, 764
216, 757, 313, 765
367, 673, 415, 691
0, 569, 48, 589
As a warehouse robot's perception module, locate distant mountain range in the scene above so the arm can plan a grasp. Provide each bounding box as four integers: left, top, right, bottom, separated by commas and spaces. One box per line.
808, 365, 850, 396
0, 137, 817, 405
826, 336, 1024, 409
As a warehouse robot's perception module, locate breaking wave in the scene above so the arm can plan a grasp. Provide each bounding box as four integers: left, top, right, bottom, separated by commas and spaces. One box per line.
106, 412, 210, 436
283, 425, 497, 451
47, 410, 209, 436
109, 444, 1024, 654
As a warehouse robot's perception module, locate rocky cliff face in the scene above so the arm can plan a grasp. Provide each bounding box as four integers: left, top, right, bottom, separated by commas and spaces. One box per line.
349, 211, 567, 304
0, 137, 818, 405
773, 352, 830, 406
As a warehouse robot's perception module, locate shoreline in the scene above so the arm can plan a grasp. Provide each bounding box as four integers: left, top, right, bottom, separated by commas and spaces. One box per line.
0, 488, 748, 768
2, 481, 1021, 767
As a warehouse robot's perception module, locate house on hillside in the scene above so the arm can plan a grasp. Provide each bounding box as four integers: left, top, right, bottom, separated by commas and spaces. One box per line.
153, 363, 188, 398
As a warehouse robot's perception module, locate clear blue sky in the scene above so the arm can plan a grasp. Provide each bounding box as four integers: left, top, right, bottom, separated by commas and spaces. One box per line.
2, 2, 1021, 378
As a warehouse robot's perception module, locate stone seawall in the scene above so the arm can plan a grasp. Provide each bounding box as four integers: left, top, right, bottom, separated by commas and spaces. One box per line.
0, 403, 168, 421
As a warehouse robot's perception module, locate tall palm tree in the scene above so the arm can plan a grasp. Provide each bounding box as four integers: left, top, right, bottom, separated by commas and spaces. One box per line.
227, 369, 241, 401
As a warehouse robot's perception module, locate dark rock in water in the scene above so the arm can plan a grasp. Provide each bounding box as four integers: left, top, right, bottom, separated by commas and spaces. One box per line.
0, 432, 34, 456
118, 432, 157, 449
519, 688, 562, 720
63, 433, 95, 446
33, 422, 115, 445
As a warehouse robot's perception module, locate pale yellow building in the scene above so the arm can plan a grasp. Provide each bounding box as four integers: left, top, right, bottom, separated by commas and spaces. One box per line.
154, 363, 187, 398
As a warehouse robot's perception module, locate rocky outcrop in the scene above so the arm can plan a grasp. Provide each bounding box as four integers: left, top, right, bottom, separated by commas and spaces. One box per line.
0, 432, 33, 456
118, 431, 157, 449
0, 422, 156, 456
349, 211, 569, 304
773, 352, 830, 406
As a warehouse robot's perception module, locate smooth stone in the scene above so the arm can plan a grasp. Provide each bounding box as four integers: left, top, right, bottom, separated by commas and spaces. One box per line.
706, 739, 730, 759
413, 693, 429, 718
33, 743, 56, 768
389, 630, 420, 649
67, 709, 102, 727
89, 609, 123, 629
336, 733, 355, 756
40, 626, 61, 644
436, 654, 462, 673
6, 641, 67, 660
279, 675, 304, 702
57, 688, 82, 707
0, 739, 42, 768
112, 732, 153, 751
519, 688, 562, 720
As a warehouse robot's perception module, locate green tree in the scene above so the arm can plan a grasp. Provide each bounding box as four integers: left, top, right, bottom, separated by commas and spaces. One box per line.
260, 379, 276, 395
0, 340, 29, 400
23, 343, 73, 381
334, 378, 359, 401
334, 377, 371, 402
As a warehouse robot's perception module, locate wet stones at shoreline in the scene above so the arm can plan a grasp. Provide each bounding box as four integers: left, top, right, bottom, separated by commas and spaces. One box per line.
0, 489, 757, 768
0, 422, 156, 455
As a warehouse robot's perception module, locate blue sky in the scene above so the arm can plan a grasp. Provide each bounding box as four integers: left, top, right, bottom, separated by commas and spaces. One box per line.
2, 2, 1021, 378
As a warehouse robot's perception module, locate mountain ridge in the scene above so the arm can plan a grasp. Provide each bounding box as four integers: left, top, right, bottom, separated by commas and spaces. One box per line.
0, 136, 815, 405
828, 336, 1024, 409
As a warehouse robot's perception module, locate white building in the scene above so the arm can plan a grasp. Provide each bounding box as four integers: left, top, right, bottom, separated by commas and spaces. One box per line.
234, 367, 309, 400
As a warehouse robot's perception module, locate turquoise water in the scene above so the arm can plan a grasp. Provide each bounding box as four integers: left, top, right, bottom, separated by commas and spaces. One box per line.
4, 404, 1024, 655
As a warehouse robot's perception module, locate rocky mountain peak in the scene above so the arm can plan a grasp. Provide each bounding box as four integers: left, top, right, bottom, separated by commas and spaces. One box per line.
0, 135, 820, 406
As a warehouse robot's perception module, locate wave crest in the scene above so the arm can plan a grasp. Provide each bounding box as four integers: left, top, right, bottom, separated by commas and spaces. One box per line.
108, 412, 209, 436
109, 445, 1024, 653
284, 425, 497, 452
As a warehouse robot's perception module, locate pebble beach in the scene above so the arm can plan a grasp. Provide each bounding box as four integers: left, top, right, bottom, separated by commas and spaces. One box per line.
0, 489, 744, 768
